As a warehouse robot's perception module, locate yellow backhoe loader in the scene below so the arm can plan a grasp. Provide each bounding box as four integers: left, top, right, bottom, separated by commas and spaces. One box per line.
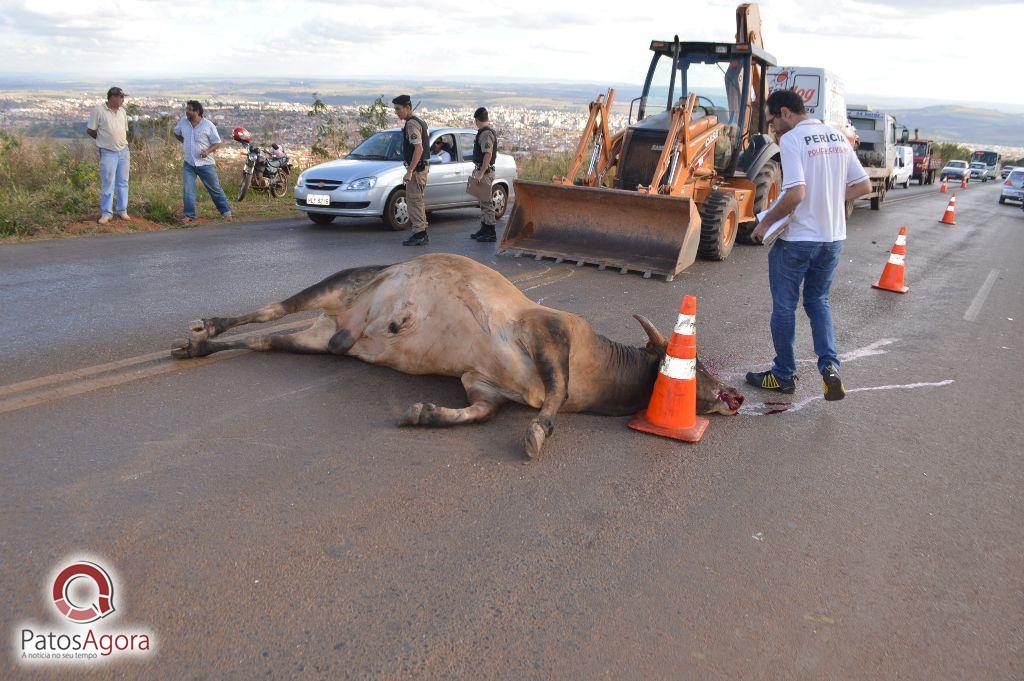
499, 3, 782, 281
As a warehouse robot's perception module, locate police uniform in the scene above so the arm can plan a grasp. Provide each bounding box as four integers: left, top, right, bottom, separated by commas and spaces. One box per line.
402, 113, 430, 237
470, 124, 499, 241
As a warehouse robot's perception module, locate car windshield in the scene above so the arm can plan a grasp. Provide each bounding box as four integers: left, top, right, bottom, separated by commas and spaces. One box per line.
911, 141, 928, 155
1010, 171, 1024, 183
348, 131, 403, 161
948, 161, 967, 168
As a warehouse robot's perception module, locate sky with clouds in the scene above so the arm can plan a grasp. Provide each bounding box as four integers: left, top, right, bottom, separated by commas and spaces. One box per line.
1, 0, 1022, 107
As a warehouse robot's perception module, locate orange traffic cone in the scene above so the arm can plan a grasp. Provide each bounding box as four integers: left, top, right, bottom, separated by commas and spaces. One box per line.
960, 177, 968, 189
939, 194, 957, 225
629, 295, 708, 442
939, 179, 947, 193
872, 226, 909, 293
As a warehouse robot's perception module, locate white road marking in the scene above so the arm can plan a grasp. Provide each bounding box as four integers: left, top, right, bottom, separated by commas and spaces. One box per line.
739, 379, 955, 416
964, 269, 1000, 322
720, 338, 899, 379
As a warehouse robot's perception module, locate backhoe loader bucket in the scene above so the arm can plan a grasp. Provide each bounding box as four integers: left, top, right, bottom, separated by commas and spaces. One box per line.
498, 180, 701, 281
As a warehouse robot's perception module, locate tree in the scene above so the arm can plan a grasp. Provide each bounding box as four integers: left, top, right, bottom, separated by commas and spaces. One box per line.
307, 92, 348, 159
357, 96, 390, 141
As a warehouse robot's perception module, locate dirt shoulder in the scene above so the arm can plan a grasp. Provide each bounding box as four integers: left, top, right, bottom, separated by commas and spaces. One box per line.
0, 209, 300, 244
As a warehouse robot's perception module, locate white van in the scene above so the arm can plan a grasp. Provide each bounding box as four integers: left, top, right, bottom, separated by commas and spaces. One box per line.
892, 145, 913, 189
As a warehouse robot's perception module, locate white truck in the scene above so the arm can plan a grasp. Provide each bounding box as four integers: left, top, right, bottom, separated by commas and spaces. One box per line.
767, 66, 856, 144
847, 106, 908, 211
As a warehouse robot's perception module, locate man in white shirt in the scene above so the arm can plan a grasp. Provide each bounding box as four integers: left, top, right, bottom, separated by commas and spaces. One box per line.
747, 89, 872, 401
429, 138, 451, 164
173, 100, 232, 222
86, 87, 130, 224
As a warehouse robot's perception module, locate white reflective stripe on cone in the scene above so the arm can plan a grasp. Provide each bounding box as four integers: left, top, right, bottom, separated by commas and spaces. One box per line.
888, 253, 905, 266
895, 234, 907, 246
673, 314, 696, 336
946, 206, 955, 211
659, 355, 696, 380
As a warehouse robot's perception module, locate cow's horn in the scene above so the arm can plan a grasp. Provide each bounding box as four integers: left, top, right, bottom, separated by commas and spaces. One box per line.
633, 314, 667, 349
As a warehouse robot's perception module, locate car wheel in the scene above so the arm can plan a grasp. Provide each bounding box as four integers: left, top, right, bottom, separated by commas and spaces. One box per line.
384, 189, 410, 231
492, 184, 509, 220
998, 197, 1005, 204
308, 213, 335, 225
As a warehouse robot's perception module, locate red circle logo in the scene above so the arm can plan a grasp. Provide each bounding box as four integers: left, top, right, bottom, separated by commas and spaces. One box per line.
52, 561, 116, 623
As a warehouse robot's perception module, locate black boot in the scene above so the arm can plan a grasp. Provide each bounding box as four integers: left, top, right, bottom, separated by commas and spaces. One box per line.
470, 222, 488, 240
475, 223, 496, 243
402, 230, 429, 246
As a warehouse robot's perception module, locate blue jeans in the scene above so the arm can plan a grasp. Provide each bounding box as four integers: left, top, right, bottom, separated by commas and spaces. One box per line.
768, 239, 843, 380
99, 147, 130, 216
183, 162, 231, 218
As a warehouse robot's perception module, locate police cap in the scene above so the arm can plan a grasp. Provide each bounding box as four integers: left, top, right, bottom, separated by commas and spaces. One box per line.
392, 94, 412, 107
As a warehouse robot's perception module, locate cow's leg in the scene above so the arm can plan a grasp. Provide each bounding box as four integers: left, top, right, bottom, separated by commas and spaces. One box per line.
172, 314, 343, 359
522, 314, 572, 459
188, 265, 387, 341
400, 372, 505, 427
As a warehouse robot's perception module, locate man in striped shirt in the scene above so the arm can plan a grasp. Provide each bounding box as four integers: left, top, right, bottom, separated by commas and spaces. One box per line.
173, 100, 232, 222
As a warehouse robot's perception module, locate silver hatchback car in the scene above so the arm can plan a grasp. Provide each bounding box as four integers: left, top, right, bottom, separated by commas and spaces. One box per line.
294, 127, 516, 230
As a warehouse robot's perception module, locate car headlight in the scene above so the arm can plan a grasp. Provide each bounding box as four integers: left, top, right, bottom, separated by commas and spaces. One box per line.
296, 173, 306, 187
345, 177, 377, 191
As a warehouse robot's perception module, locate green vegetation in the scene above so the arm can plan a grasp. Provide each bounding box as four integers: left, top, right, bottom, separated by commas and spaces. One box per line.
516, 150, 578, 182
0, 129, 298, 239
932, 141, 975, 164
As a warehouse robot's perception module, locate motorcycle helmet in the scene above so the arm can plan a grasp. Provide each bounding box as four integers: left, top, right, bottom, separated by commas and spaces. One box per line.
232, 127, 251, 143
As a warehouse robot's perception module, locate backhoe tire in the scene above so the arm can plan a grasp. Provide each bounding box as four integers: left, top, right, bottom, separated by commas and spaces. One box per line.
697, 191, 740, 261
737, 160, 780, 245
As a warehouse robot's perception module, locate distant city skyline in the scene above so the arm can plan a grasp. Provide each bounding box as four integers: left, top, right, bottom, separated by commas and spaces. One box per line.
2, 0, 1022, 108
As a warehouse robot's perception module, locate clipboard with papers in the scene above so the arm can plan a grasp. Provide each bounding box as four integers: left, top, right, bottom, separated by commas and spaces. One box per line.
755, 189, 791, 246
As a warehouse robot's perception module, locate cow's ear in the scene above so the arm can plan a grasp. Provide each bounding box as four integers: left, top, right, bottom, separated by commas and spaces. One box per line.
633, 314, 667, 350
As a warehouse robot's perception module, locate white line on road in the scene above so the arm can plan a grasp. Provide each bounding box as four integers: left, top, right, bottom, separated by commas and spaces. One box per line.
964, 269, 1000, 322
739, 379, 955, 416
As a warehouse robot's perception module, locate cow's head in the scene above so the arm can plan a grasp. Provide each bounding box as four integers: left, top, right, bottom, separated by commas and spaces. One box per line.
634, 315, 744, 415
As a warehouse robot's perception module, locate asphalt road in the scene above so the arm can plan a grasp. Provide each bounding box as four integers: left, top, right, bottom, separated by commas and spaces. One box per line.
2, 182, 1022, 680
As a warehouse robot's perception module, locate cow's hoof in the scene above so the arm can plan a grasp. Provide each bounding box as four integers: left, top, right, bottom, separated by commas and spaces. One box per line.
171, 338, 196, 359
523, 421, 547, 459
400, 402, 438, 426
188, 319, 213, 341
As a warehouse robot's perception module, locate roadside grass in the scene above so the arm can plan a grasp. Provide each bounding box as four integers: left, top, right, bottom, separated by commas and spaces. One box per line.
0, 130, 299, 240
0, 129, 589, 241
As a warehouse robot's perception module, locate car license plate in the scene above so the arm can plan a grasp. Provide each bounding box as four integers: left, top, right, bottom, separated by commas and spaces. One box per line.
306, 193, 331, 206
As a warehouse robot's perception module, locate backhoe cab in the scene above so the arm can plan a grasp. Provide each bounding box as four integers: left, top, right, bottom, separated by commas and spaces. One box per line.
499, 3, 783, 281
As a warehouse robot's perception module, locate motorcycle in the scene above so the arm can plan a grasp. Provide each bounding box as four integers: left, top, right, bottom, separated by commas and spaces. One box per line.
232, 127, 293, 202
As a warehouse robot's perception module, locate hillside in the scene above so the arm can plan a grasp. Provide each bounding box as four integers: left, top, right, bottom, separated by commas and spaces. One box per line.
891, 105, 1024, 148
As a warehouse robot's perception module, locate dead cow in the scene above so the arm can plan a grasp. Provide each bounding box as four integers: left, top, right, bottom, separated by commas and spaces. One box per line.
172, 253, 743, 458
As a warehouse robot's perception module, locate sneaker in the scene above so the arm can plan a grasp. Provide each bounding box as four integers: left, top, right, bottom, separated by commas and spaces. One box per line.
117, 213, 131, 222
745, 369, 797, 394
221, 212, 233, 222
821, 364, 846, 401
402, 231, 429, 246
182, 216, 196, 224
97, 215, 112, 225
475, 225, 496, 243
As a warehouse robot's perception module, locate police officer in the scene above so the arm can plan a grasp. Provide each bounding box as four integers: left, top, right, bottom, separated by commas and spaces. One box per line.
469, 107, 499, 242
392, 94, 430, 246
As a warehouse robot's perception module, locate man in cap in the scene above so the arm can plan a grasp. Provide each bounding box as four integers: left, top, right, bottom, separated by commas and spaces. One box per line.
392, 95, 430, 245
469, 107, 499, 242
86, 87, 131, 224
173, 100, 232, 223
